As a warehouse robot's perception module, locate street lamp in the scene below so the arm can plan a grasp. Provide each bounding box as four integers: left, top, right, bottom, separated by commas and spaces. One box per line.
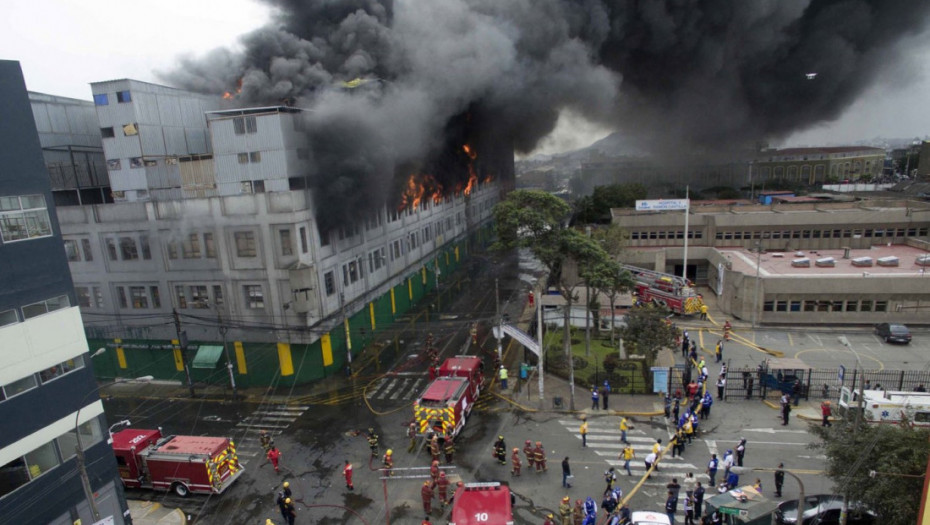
731, 466, 804, 520
75, 375, 153, 522
837, 336, 865, 430
90, 348, 107, 358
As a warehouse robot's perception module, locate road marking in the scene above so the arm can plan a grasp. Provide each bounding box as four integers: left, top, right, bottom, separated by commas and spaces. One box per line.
705, 439, 718, 457
742, 428, 808, 434
236, 422, 290, 430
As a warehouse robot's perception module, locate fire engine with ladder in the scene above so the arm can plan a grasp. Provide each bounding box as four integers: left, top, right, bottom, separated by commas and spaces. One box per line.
622, 264, 704, 316
413, 355, 483, 438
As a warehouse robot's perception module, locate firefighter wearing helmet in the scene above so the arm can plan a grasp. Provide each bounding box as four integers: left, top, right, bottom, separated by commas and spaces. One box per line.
493, 435, 507, 465
437, 471, 450, 506
367, 427, 380, 457
544, 513, 556, 525
421, 480, 434, 515
283, 497, 296, 525
534, 441, 547, 472
430, 459, 441, 485
559, 496, 573, 525
573, 499, 584, 525
523, 439, 535, 469
382, 449, 394, 476
511, 447, 522, 476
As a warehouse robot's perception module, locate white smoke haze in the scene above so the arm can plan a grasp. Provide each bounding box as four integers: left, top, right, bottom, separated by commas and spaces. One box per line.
160, 0, 930, 227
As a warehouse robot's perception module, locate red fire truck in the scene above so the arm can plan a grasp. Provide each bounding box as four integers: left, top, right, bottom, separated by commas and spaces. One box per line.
414, 355, 484, 438
111, 428, 243, 497
448, 482, 514, 525
622, 264, 704, 315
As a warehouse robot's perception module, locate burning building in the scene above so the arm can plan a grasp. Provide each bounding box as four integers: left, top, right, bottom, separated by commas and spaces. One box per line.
57, 79, 508, 386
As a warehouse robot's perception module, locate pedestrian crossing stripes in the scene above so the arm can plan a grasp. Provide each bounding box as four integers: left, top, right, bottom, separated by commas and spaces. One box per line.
366, 376, 427, 401
236, 405, 309, 459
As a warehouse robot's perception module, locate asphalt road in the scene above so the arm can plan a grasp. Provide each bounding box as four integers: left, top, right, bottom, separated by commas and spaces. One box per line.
101, 250, 926, 524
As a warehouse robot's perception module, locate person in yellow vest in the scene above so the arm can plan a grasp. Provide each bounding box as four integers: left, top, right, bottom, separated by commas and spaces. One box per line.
619, 417, 630, 444
700, 303, 708, 320
620, 443, 635, 475
559, 496, 573, 525
499, 366, 509, 390
580, 417, 588, 447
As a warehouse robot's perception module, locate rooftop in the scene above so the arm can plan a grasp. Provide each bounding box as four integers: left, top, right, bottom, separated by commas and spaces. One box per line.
720, 244, 930, 278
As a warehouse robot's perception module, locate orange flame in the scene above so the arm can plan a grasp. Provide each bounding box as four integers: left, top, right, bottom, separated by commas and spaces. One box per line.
461, 143, 479, 196
222, 78, 244, 100
398, 173, 444, 210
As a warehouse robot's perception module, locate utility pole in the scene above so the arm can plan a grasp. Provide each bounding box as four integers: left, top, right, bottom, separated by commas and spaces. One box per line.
217, 307, 237, 400
341, 292, 352, 374
495, 279, 502, 364
435, 258, 441, 311
536, 280, 545, 409
682, 185, 690, 283
172, 308, 195, 397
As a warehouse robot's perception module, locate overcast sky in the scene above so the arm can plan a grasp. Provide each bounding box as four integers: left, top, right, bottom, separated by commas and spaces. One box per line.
3, 0, 928, 156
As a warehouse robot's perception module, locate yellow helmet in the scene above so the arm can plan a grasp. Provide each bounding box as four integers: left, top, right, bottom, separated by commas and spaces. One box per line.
283, 481, 289, 488
285, 498, 291, 504
386, 449, 393, 455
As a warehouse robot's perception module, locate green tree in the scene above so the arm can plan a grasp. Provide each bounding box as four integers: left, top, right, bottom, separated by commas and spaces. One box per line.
574, 183, 647, 224
494, 190, 614, 409
618, 304, 678, 363
809, 419, 929, 525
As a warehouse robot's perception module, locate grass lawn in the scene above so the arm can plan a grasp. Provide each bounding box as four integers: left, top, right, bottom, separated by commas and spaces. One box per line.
542, 327, 649, 394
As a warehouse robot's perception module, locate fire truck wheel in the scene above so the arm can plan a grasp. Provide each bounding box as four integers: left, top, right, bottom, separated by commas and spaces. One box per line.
172, 482, 190, 497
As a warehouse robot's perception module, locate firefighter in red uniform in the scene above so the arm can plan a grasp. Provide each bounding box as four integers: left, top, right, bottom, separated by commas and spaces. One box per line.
511, 447, 522, 476
534, 441, 547, 472
343, 460, 354, 490
544, 513, 556, 525
267, 445, 282, 472
382, 449, 394, 476
430, 459, 441, 486
437, 471, 450, 506
723, 320, 732, 341
471, 324, 478, 345
524, 440, 535, 470
573, 499, 584, 525
528, 291, 534, 306
429, 435, 441, 462
407, 421, 418, 453
443, 435, 455, 464
421, 481, 434, 515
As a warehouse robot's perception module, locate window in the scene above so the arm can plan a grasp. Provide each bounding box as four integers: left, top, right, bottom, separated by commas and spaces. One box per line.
117, 287, 128, 309
0, 309, 18, 327
140, 235, 151, 260
101, 127, 115, 138
831, 301, 843, 312
175, 286, 187, 309
106, 238, 118, 260
213, 285, 224, 307
93, 93, 109, 106
190, 286, 208, 308
845, 300, 858, 312
776, 301, 787, 312
76, 287, 92, 308
23, 441, 59, 480
279, 229, 294, 256
81, 238, 93, 261
167, 242, 179, 260
3, 374, 37, 398
39, 356, 84, 383
237, 153, 249, 164
874, 301, 887, 312
129, 287, 148, 309
244, 285, 264, 309
204, 233, 216, 258
763, 301, 774, 312
57, 419, 103, 462
182, 233, 201, 259
253, 180, 265, 193
235, 231, 256, 257
22, 295, 70, 319
119, 237, 138, 260
233, 116, 257, 135
0, 194, 52, 242
64, 240, 80, 262
150, 286, 161, 308
860, 300, 872, 312
789, 301, 801, 312
299, 226, 308, 254
249, 151, 261, 163
802, 301, 816, 312
107, 159, 121, 170
317, 272, 334, 297
130, 157, 143, 168
320, 229, 330, 246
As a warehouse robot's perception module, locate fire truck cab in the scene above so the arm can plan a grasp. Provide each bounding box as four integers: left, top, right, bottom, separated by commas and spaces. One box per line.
415, 356, 484, 438
111, 428, 243, 497
448, 482, 514, 525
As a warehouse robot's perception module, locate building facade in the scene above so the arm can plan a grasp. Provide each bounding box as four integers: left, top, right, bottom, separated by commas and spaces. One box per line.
752, 146, 885, 186
612, 199, 930, 325
60, 83, 506, 387
0, 61, 128, 525
29, 91, 110, 207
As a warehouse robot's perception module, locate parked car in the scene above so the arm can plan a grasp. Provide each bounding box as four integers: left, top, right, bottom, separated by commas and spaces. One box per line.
875, 323, 911, 344
774, 494, 876, 525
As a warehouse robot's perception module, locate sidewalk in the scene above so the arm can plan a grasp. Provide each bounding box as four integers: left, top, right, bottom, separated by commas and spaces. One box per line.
127, 500, 186, 525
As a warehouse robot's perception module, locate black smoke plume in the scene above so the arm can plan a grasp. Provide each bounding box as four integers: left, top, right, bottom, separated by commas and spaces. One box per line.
163, 0, 930, 228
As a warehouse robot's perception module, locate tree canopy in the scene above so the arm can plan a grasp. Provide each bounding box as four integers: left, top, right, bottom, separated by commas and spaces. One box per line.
574, 183, 647, 224
618, 305, 678, 362
808, 418, 929, 525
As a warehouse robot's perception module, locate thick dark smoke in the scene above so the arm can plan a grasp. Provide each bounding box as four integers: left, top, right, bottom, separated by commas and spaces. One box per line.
163, 0, 930, 228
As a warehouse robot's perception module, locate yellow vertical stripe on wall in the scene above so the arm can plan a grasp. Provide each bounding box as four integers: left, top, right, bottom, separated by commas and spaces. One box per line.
408, 278, 413, 300
421, 266, 427, 284
321, 334, 334, 366
277, 342, 294, 376
116, 346, 128, 369
369, 302, 376, 330
445, 252, 449, 265
345, 319, 352, 351
455, 246, 460, 261
390, 288, 396, 314
234, 341, 247, 374
171, 339, 184, 371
